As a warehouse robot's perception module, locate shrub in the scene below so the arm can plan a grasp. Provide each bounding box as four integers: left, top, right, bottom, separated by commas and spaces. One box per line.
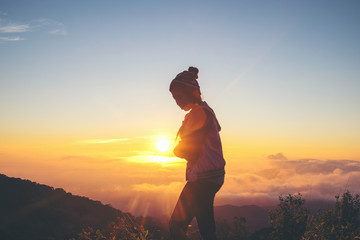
269, 193, 309, 240
303, 191, 360, 240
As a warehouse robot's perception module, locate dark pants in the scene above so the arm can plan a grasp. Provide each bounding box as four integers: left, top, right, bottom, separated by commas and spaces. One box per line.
169, 181, 222, 240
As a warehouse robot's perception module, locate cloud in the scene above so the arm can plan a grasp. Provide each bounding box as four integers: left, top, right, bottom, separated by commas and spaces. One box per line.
58, 155, 122, 164
0, 36, 25, 41
0, 17, 68, 42
133, 182, 184, 193
262, 153, 360, 177
77, 138, 129, 144
0, 23, 30, 33
31, 18, 68, 35
268, 152, 288, 161
3, 149, 359, 215
126, 154, 183, 166
272, 158, 360, 176
49, 29, 68, 35
214, 153, 360, 207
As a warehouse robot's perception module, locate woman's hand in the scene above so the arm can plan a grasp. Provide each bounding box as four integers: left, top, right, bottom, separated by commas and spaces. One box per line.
173, 140, 198, 162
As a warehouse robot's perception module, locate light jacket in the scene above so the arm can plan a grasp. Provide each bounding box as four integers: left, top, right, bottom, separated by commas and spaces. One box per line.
174, 101, 225, 185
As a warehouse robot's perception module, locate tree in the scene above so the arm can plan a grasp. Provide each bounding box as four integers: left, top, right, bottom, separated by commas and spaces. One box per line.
303, 191, 360, 240
269, 193, 309, 240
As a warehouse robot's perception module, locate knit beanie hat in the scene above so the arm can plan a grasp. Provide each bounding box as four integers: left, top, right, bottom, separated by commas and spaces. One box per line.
170, 66, 200, 91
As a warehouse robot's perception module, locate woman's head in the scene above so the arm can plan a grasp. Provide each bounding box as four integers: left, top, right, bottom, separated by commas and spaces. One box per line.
170, 66, 202, 110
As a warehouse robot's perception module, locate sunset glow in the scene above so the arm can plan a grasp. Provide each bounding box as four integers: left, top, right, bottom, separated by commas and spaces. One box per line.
1, 0, 359, 219
155, 136, 172, 153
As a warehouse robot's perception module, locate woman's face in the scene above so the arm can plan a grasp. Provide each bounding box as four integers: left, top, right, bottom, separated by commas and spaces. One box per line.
171, 89, 195, 111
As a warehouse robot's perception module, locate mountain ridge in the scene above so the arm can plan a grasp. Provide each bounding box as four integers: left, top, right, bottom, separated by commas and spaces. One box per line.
0, 173, 137, 240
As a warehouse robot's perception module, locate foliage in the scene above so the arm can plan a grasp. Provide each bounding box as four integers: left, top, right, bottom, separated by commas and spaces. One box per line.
269, 193, 309, 240
76, 215, 149, 240
303, 191, 360, 240
135, 216, 169, 240
217, 217, 249, 240
177, 216, 249, 240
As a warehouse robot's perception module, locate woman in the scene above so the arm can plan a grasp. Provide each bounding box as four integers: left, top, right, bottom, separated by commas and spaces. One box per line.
169, 66, 226, 240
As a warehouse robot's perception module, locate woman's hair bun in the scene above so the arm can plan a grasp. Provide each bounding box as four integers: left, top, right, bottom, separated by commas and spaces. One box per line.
188, 66, 199, 74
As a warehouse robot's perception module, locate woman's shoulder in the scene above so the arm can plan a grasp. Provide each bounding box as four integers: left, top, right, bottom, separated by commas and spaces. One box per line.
197, 101, 221, 131
185, 105, 208, 131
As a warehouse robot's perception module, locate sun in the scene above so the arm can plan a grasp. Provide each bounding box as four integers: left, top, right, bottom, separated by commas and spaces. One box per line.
156, 137, 171, 152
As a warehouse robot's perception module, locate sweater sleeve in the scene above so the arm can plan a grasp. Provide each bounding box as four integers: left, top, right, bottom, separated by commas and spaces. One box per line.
174, 106, 212, 162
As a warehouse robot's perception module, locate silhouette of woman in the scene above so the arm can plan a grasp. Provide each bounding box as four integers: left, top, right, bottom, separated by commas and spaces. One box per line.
169, 67, 226, 240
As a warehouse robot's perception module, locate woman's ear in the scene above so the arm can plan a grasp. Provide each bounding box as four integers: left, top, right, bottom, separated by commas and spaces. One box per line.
192, 89, 202, 101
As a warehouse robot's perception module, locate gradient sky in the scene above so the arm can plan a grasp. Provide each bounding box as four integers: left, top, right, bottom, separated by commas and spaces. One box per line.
1, 1, 360, 216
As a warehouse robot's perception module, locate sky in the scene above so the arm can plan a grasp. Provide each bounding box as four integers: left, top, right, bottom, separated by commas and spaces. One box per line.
1, 0, 360, 217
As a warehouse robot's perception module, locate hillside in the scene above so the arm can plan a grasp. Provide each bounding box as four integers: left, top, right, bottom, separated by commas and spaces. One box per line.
0, 173, 143, 240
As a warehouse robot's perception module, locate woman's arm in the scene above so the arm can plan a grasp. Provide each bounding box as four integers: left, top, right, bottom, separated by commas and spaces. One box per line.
174, 107, 212, 162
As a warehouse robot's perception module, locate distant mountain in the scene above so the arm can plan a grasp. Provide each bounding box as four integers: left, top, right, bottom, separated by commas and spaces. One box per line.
214, 204, 270, 232
305, 199, 334, 214
0, 173, 144, 240
213, 199, 334, 234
